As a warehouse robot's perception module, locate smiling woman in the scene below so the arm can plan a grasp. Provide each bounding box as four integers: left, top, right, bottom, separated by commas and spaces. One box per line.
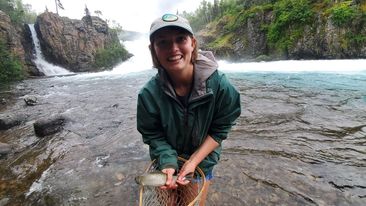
137, 13, 241, 206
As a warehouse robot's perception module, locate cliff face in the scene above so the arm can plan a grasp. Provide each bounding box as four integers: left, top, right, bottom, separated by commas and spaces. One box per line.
0, 10, 38, 76
198, 5, 366, 61
35, 12, 121, 72
290, 14, 366, 59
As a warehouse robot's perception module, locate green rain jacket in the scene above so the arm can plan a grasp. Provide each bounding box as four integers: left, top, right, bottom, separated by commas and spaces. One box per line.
137, 51, 241, 175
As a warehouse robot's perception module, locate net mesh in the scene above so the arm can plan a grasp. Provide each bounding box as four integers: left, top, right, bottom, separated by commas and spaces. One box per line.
139, 157, 206, 206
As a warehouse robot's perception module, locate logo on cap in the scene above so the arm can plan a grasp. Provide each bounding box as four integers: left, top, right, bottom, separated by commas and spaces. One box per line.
162, 14, 178, 22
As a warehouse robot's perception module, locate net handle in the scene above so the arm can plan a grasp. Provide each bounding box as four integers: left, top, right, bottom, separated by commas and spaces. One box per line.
139, 156, 207, 206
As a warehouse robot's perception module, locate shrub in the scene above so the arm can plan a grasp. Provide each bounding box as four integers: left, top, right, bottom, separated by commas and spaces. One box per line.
94, 42, 130, 69
267, 0, 314, 49
0, 40, 24, 84
328, 1, 356, 27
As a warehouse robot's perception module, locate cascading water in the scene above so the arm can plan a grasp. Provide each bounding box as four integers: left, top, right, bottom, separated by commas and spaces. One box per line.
114, 37, 366, 76
28, 24, 73, 76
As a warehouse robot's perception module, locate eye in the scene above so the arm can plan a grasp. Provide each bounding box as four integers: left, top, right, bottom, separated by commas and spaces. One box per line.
156, 39, 168, 48
176, 35, 188, 44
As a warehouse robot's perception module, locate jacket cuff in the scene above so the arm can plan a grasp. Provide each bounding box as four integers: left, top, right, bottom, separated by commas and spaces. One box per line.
210, 133, 224, 145
159, 155, 178, 171
160, 163, 178, 171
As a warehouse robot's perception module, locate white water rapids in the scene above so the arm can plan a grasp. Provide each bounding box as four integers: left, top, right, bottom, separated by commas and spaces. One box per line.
95, 36, 366, 77
29, 28, 366, 77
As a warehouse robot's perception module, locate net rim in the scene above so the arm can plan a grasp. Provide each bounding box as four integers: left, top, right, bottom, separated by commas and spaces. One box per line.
138, 156, 206, 206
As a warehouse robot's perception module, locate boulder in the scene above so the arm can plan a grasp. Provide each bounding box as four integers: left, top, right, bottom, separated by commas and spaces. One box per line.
35, 12, 123, 72
33, 115, 67, 137
0, 114, 25, 130
24, 96, 38, 106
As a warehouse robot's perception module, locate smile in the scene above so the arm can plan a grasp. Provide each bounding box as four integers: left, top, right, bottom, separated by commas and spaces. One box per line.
168, 55, 183, 62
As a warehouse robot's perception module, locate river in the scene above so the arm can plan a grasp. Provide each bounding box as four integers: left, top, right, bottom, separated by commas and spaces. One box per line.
0, 36, 365, 206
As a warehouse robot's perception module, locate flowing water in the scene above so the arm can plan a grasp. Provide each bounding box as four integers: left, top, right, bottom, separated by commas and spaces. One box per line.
28, 24, 73, 76
0, 36, 365, 205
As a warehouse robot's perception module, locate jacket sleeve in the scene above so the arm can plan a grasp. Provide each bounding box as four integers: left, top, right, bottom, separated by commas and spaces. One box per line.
209, 73, 241, 144
136, 89, 178, 171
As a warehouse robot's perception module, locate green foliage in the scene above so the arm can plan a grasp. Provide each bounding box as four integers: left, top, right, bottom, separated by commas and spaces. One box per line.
328, 1, 357, 27
226, 3, 273, 31
0, 40, 24, 83
0, 0, 37, 24
267, 0, 314, 49
346, 32, 366, 46
208, 33, 234, 49
183, 0, 214, 32
183, 0, 244, 32
94, 43, 130, 69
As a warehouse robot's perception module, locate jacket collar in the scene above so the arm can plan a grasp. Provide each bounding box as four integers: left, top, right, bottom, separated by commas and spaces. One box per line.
158, 50, 218, 99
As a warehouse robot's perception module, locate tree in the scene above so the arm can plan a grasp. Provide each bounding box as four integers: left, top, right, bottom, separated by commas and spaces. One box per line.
84, 4, 90, 16
0, 0, 37, 24
94, 10, 102, 17
55, 0, 64, 15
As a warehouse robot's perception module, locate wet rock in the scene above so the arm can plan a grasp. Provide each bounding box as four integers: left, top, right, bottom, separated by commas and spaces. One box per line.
0, 114, 24, 130
0, 98, 6, 105
24, 96, 38, 106
115, 172, 125, 181
0, 142, 11, 155
0, 198, 9, 206
95, 154, 110, 168
33, 115, 67, 137
361, 126, 366, 133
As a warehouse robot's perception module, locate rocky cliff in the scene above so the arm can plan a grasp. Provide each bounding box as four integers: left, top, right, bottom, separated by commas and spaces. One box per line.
197, 2, 366, 61
0, 10, 39, 76
35, 12, 128, 72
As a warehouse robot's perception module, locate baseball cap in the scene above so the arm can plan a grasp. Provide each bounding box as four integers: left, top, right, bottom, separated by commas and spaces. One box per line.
149, 14, 194, 41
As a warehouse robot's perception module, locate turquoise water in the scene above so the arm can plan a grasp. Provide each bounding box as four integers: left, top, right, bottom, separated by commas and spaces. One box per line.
227, 71, 366, 94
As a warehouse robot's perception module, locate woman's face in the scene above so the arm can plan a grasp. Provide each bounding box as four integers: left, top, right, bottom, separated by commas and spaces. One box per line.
152, 27, 196, 73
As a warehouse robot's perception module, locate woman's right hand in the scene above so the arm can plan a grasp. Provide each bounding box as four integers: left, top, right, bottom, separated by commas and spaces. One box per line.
160, 168, 178, 190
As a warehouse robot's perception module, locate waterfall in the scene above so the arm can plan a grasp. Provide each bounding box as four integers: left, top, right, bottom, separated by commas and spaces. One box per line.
28, 24, 73, 76
111, 35, 152, 75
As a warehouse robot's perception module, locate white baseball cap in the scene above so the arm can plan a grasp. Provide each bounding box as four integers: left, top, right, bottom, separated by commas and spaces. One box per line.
149, 14, 194, 41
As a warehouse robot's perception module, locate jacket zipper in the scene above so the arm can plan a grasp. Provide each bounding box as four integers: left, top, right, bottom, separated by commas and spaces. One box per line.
184, 107, 188, 127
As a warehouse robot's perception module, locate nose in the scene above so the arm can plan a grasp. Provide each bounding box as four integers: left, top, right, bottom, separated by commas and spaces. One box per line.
167, 41, 179, 51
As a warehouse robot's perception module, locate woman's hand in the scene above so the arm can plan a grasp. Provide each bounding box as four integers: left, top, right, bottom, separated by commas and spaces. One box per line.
176, 159, 197, 185
160, 168, 178, 190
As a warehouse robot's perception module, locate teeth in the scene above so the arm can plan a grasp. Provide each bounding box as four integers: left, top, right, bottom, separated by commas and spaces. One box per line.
168, 55, 182, 61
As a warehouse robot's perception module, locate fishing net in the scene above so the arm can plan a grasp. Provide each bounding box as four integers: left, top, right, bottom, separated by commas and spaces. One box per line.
138, 156, 206, 206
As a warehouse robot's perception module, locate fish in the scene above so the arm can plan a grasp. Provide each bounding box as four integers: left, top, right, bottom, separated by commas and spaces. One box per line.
135, 172, 194, 187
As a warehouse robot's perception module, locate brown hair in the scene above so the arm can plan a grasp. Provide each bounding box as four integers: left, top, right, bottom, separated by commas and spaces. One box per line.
149, 33, 198, 69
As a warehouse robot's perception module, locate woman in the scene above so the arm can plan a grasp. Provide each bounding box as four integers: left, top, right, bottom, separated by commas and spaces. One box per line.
137, 13, 241, 205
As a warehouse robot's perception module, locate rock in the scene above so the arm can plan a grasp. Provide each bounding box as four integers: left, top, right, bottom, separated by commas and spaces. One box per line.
0, 142, 11, 155
0, 10, 37, 77
34, 12, 129, 72
0, 98, 6, 105
197, 2, 366, 61
33, 115, 67, 137
0, 114, 24, 130
115, 172, 125, 181
24, 96, 38, 106
0, 198, 10, 206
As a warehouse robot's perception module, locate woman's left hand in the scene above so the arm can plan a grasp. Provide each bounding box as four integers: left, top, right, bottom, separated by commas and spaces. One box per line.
176, 159, 197, 185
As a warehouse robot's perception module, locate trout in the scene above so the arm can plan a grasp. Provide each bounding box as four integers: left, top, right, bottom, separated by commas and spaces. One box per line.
135, 172, 194, 187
